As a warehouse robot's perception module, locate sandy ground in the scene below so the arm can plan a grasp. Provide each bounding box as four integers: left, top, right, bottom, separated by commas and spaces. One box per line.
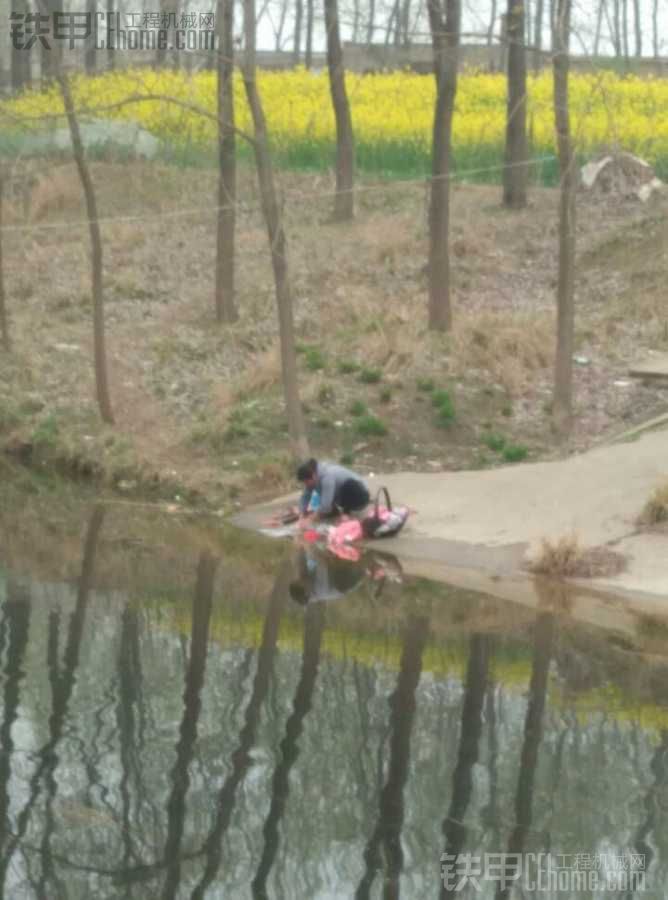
234, 425, 668, 631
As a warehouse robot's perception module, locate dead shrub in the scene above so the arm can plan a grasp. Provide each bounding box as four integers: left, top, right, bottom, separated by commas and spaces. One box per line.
528, 533, 627, 579
232, 346, 281, 400
637, 480, 668, 527
452, 311, 553, 395
29, 164, 83, 222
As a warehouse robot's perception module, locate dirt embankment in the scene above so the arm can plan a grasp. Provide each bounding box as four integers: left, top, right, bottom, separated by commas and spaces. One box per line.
1, 160, 667, 511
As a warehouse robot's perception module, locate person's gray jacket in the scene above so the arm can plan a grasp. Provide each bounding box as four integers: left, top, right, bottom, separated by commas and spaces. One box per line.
301, 461, 368, 515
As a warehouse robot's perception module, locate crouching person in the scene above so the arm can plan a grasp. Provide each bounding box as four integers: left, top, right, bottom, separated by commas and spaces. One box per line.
296, 458, 370, 523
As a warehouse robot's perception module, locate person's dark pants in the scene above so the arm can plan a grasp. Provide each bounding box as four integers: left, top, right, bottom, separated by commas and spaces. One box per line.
337, 479, 370, 515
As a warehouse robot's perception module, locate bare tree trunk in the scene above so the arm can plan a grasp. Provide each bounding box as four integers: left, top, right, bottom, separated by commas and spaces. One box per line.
325, 0, 355, 221
107, 0, 116, 70
533, 0, 544, 71
242, 0, 309, 458
156, 0, 171, 65
593, 0, 605, 56
293, 0, 303, 63
632, 0, 641, 57
393, 0, 402, 45
384, 2, 397, 46
40, 0, 61, 82
426, 0, 460, 332
0, 178, 8, 351
503, 0, 528, 209
305, 0, 314, 65
400, 0, 412, 45
612, 0, 621, 56
366, 0, 376, 44
487, 0, 497, 45
85, 0, 97, 72
58, 74, 114, 425
11, 0, 31, 90
621, 0, 629, 62
352, 0, 361, 42
275, 0, 289, 49
652, 0, 659, 58
552, 0, 575, 438
215, 0, 237, 323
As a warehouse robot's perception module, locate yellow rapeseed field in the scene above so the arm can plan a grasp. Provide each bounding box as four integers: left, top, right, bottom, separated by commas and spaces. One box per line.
2, 66, 667, 180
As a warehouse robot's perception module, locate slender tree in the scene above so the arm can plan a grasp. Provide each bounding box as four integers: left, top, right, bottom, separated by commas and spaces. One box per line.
305, 0, 314, 66
0, 174, 8, 350
533, 0, 544, 71
632, 0, 641, 57
293, 0, 304, 63
58, 72, 115, 424
652, 0, 659, 58
593, 0, 605, 56
85, 0, 97, 72
487, 0, 497, 46
552, 0, 576, 438
325, 0, 355, 221
621, 0, 629, 62
503, 0, 529, 208
107, 0, 116, 70
241, 0, 308, 458
426, 0, 460, 331
366, 0, 376, 45
215, 0, 237, 322
612, 0, 621, 56
11, 0, 31, 90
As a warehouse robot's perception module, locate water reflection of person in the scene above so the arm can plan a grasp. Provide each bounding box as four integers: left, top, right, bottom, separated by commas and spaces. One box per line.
288, 544, 403, 606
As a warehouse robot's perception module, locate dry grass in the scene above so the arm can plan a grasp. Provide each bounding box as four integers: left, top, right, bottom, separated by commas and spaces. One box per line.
451, 311, 554, 395
528, 533, 627, 579
637, 480, 668, 527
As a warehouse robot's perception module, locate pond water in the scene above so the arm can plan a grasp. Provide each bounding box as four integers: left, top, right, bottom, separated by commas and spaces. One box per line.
0, 482, 667, 899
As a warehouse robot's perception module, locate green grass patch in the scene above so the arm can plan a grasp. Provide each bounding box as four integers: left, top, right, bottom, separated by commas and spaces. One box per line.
355, 415, 387, 437
431, 389, 456, 427
349, 400, 368, 417
304, 347, 326, 371
483, 432, 506, 452
502, 444, 529, 463
358, 367, 382, 384
337, 359, 359, 375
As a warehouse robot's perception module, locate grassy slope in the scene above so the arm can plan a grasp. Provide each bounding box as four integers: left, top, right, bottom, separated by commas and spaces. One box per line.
0, 159, 666, 510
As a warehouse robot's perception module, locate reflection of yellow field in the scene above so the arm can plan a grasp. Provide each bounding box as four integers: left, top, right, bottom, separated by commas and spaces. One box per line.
4, 68, 668, 176
155, 598, 668, 736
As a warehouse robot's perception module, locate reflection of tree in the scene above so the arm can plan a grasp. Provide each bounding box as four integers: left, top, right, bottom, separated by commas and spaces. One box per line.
161, 551, 217, 900
628, 729, 668, 895
0, 578, 31, 869
441, 634, 491, 899
251, 600, 326, 899
117, 603, 149, 882
356, 615, 430, 900
496, 613, 555, 900
0, 505, 105, 894
481, 674, 500, 851
191, 560, 290, 900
